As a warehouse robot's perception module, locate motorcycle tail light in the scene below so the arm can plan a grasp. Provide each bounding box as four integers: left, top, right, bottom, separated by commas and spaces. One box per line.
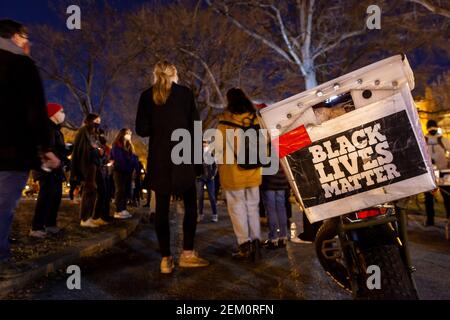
356, 209, 384, 220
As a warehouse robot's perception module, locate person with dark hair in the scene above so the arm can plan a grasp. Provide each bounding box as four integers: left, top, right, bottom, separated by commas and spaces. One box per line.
424, 119, 450, 227
260, 167, 290, 249
217, 88, 262, 261
136, 61, 209, 274
197, 140, 219, 223
30, 103, 70, 238
111, 128, 138, 219
71, 113, 105, 228
0, 20, 60, 273
93, 129, 114, 223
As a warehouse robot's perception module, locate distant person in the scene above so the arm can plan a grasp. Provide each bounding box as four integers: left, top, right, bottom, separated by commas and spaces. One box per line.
0, 20, 60, 273
260, 166, 290, 249
217, 88, 262, 261
71, 113, 105, 228
30, 103, 70, 238
424, 119, 450, 227
93, 129, 114, 223
136, 61, 209, 274
197, 140, 219, 223
111, 128, 138, 219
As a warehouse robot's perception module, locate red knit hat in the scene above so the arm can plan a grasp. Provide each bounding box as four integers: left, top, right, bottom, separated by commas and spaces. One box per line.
47, 103, 63, 118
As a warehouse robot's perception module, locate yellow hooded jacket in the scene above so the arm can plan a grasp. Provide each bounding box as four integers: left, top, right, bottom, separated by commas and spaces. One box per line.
216, 111, 262, 191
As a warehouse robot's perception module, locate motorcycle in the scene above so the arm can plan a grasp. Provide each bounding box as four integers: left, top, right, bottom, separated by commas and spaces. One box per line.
315, 203, 419, 299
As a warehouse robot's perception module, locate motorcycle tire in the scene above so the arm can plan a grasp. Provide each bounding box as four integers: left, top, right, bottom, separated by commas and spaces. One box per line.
355, 244, 418, 300
315, 219, 352, 293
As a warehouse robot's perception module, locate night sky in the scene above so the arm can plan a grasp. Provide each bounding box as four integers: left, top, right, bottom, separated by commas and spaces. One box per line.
0, 0, 150, 25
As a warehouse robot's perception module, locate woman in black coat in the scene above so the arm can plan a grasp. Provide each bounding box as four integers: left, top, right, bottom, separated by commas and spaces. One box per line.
135, 61, 209, 274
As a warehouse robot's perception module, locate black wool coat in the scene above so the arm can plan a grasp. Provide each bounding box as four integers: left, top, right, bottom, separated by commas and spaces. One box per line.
32, 120, 69, 181
0, 48, 51, 171
135, 84, 200, 194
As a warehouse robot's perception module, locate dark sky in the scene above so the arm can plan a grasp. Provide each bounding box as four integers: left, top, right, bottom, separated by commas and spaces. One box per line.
0, 0, 150, 26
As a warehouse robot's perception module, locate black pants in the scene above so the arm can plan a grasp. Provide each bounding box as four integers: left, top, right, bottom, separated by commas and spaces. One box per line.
114, 171, 132, 212
94, 168, 112, 220
299, 212, 322, 241
80, 165, 98, 221
32, 174, 62, 230
69, 180, 79, 200
155, 186, 197, 257
425, 186, 450, 225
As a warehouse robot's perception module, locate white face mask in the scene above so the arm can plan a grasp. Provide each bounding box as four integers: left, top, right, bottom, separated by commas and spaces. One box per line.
124, 134, 132, 141
52, 111, 65, 125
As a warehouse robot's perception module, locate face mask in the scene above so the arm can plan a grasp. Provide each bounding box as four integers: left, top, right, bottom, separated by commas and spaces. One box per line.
429, 129, 438, 136
54, 111, 65, 125
124, 134, 132, 141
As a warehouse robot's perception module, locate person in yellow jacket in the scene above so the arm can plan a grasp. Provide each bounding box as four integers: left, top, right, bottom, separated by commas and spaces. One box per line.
217, 88, 262, 261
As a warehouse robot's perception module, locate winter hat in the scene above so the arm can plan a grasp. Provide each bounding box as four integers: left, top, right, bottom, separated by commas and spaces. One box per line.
47, 103, 63, 118
426, 119, 438, 129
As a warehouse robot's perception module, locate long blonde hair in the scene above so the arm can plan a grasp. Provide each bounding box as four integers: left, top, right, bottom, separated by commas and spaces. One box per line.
152, 61, 178, 106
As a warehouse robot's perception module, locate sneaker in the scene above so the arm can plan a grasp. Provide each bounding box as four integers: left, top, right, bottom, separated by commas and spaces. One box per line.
262, 239, 278, 250
114, 211, 132, 219
197, 214, 204, 222
45, 226, 61, 235
232, 241, 251, 260
80, 219, 100, 228
179, 251, 210, 268
92, 218, 109, 226
290, 237, 312, 244
160, 256, 174, 274
211, 215, 218, 223
29, 230, 47, 239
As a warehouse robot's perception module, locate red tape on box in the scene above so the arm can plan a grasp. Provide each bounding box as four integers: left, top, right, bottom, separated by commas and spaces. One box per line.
274, 125, 312, 158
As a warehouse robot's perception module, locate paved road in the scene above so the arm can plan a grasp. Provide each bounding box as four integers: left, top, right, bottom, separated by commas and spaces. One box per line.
7, 202, 450, 300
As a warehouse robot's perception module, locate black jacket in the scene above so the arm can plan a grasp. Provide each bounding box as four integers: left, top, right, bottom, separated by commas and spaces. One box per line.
32, 120, 69, 181
0, 47, 51, 171
135, 84, 200, 194
261, 167, 290, 191
70, 126, 101, 183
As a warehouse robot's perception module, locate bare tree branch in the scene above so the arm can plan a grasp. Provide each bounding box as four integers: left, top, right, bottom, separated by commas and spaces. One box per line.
407, 0, 450, 18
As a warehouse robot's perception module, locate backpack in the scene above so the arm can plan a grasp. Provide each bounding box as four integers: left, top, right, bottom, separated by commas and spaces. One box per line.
219, 115, 270, 170
425, 136, 445, 150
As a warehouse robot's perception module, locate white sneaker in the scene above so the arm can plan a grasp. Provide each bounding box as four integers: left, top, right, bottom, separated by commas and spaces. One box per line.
211, 215, 218, 223
290, 237, 312, 244
92, 218, 109, 226
114, 211, 132, 219
80, 219, 100, 228
29, 230, 48, 238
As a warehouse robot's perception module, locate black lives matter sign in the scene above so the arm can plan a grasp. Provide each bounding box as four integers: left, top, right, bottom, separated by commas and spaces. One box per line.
287, 110, 428, 208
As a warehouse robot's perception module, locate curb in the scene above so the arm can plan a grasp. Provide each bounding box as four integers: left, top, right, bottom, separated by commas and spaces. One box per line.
0, 212, 142, 298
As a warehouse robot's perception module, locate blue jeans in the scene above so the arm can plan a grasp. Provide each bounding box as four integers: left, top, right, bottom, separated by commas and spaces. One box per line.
196, 178, 218, 216
0, 171, 29, 262
262, 190, 288, 241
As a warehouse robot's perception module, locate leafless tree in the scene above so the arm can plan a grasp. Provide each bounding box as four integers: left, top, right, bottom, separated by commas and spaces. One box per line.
31, 1, 146, 127
406, 0, 450, 18
204, 0, 374, 89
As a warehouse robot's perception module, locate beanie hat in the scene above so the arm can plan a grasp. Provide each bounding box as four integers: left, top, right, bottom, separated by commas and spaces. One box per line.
426, 119, 438, 129
47, 103, 63, 118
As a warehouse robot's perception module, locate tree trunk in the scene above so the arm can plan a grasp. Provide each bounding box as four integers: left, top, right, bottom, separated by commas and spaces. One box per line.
303, 58, 317, 89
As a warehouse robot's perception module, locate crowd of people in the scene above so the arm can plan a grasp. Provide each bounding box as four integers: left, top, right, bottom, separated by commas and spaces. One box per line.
1, 19, 448, 277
